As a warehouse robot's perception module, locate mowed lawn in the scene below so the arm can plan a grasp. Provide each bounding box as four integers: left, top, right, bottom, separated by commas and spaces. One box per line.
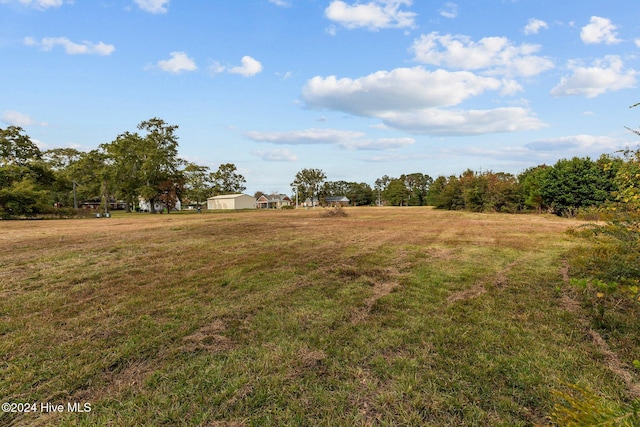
0, 208, 634, 426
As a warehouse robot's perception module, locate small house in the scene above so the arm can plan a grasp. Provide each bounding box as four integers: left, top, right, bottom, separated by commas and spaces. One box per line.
325, 196, 350, 207
256, 194, 292, 209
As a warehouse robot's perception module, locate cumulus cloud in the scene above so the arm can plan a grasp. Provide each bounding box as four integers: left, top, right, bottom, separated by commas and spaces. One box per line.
156, 51, 197, 73
252, 148, 298, 162
24, 36, 115, 56
580, 16, 621, 45
246, 128, 415, 150
301, 66, 547, 136
325, 0, 416, 31
551, 56, 637, 98
439, 2, 458, 19
411, 32, 554, 77
1, 111, 47, 127
303, 67, 504, 116
229, 56, 263, 77
210, 56, 263, 77
133, 0, 169, 14
523, 18, 548, 35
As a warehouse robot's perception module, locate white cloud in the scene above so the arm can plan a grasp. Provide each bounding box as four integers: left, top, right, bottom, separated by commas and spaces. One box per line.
525, 134, 621, 152
1, 0, 65, 10
301, 66, 547, 135
342, 137, 415, 150
23, 36, 115, 56
551, 56, 637, 98
246, 128, 415, 150
252, 148, 298, 162
325, 0, 416, 31
157, 51, 197, 73
268, 0, 290, 7
580, 16, 621, 45
635, 39, 640, 48
1, 110, 47, 127
229, 56, 263, 77
439, 2, 458, 19
133, 0, 169, 14
378, 107, 546, 136
411, 32, 554, 77
523, 18, 548, 35
303, 67, 504, 116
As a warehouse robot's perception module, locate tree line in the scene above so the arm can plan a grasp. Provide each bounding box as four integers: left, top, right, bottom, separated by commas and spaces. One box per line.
0, 118, 246, 218
290, 155, 631, 217
2, 116, 638, 218
426, 155, 623, 215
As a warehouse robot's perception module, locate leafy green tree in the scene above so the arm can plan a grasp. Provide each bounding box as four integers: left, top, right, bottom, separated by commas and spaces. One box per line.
484, 171, 522, 213
135, 118, 184, 213
374, 175, 391, 206
519, 165, 548, 212
347, 182, 374, 206
183, 163, 211, 206
426, 176, 447, 206
42, 148, 83, 171
67, 149, 109, 204
0, 126, 41, 166
0, 126, 55, 218
403, 173, 433, 206
384, 178, 411, 206
434, 176, 464, 210
612, 149, 640, 208
291, 168, 326, 206
101, 118, 183, 213
458, 169, 488, 212
0, 177, 50, 218
42, 147, 85, 207
539, 157, 616, 215
102, 132, 146, 211
210, 163, 246, 195
322, 180, 374, 206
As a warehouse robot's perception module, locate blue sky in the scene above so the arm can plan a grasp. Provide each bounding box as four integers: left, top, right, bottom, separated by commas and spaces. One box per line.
1, 0, 639, 194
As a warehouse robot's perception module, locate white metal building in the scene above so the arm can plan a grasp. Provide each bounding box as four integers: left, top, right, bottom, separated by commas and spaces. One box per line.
207, 194, 256, 210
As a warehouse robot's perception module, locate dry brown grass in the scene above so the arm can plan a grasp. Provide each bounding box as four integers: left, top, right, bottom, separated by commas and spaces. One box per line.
4, 207, 626, 426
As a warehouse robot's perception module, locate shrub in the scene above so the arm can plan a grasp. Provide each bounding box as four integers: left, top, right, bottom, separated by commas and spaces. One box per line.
320, 206, 347, 218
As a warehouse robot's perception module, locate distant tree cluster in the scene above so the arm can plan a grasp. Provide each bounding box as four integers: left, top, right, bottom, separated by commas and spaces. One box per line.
0, 118, 245, 218
427, 155, 621, 215
288, 168, 374, 206
375, 173, 433, 206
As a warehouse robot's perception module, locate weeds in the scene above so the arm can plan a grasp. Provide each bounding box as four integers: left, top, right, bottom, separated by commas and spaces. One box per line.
558, 208, 640, 424
551, 384, 640, 427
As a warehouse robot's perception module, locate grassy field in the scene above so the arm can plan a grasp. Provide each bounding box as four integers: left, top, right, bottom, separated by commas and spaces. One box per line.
0, 207, 637, 426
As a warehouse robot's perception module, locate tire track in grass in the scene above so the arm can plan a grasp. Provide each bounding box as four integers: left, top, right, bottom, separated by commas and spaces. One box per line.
559, 260, 640, 399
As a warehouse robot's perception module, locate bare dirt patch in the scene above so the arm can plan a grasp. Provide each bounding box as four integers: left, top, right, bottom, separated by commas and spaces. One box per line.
447, 256, 524, 304
181, 319, 234, 354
